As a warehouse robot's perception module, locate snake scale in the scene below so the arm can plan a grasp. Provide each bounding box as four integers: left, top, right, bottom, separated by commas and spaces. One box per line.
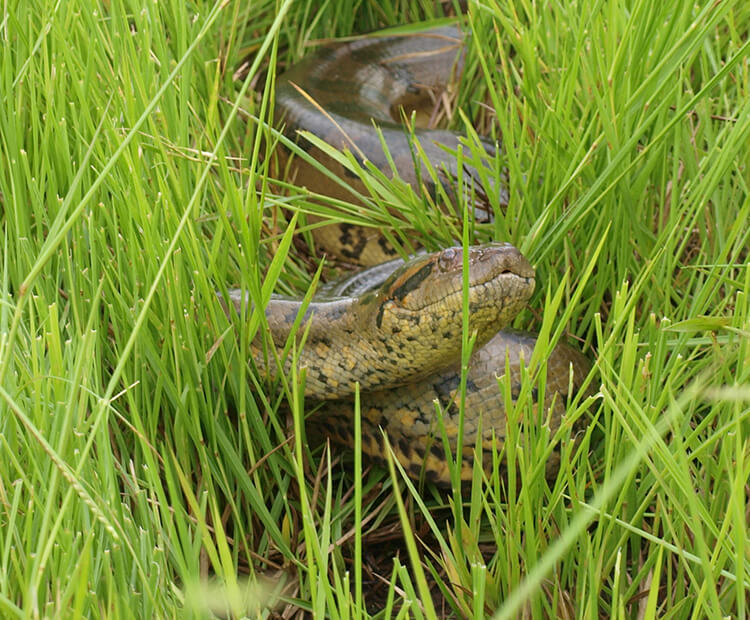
227, 24, 591, 485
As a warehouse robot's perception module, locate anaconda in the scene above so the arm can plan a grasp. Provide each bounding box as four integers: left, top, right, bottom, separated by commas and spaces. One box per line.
226, 24, 592, 485
226, 244, 590, 484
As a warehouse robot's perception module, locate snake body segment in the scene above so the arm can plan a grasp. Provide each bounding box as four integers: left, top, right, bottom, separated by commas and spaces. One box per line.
315, 329, 590, 483
276, 24, 499, 266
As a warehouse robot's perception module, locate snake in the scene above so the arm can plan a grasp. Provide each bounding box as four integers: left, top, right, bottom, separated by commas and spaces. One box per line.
226, 24, 591, 485
274, 23, 501, 266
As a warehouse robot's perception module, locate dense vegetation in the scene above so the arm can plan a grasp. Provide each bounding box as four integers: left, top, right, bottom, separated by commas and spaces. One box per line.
0, 0, 747, 617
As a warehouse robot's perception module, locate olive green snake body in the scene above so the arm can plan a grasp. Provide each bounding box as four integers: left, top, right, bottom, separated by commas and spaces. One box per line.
274, 24, 500, 265
227, 24, 591, 484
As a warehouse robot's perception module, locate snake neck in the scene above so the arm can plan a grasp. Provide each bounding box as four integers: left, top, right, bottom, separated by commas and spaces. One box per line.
257, 293, 461, 400
246, 244, 536, 400
257, 296, 382, 399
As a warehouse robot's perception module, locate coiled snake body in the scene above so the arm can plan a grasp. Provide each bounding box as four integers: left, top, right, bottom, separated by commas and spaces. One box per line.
228, 24, 591, 484
275, 24, 499, 265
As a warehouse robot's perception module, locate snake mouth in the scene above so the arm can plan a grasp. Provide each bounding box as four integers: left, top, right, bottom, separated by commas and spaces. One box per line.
382, 243, 535, 313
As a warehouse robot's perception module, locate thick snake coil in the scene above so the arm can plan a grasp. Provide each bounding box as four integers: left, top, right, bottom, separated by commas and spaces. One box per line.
228, 24, 591, 485
274, 24, 500, 266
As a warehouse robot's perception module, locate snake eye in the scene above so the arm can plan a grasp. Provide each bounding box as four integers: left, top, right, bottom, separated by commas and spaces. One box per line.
437, 247, 458, 271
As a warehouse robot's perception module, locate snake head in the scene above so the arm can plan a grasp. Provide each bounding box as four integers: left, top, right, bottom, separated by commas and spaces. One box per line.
365, 243, 535, 353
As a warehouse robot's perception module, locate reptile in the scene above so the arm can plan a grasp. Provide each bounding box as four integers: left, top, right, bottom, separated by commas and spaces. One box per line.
226, 24, 592, 485
226, 242, 590, 484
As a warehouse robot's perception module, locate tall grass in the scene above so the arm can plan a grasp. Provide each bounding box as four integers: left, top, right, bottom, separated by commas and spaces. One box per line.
0, 0, 747, 617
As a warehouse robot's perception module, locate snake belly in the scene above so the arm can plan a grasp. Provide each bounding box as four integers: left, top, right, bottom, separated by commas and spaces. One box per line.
275, 23, 501, 266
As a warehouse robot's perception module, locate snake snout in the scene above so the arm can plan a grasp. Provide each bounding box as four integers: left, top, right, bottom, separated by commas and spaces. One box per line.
472, 243, 535, 282
377, 243, 535, 318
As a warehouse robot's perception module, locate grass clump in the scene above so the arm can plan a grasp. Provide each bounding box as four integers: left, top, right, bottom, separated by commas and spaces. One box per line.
0, 0, 748, 617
